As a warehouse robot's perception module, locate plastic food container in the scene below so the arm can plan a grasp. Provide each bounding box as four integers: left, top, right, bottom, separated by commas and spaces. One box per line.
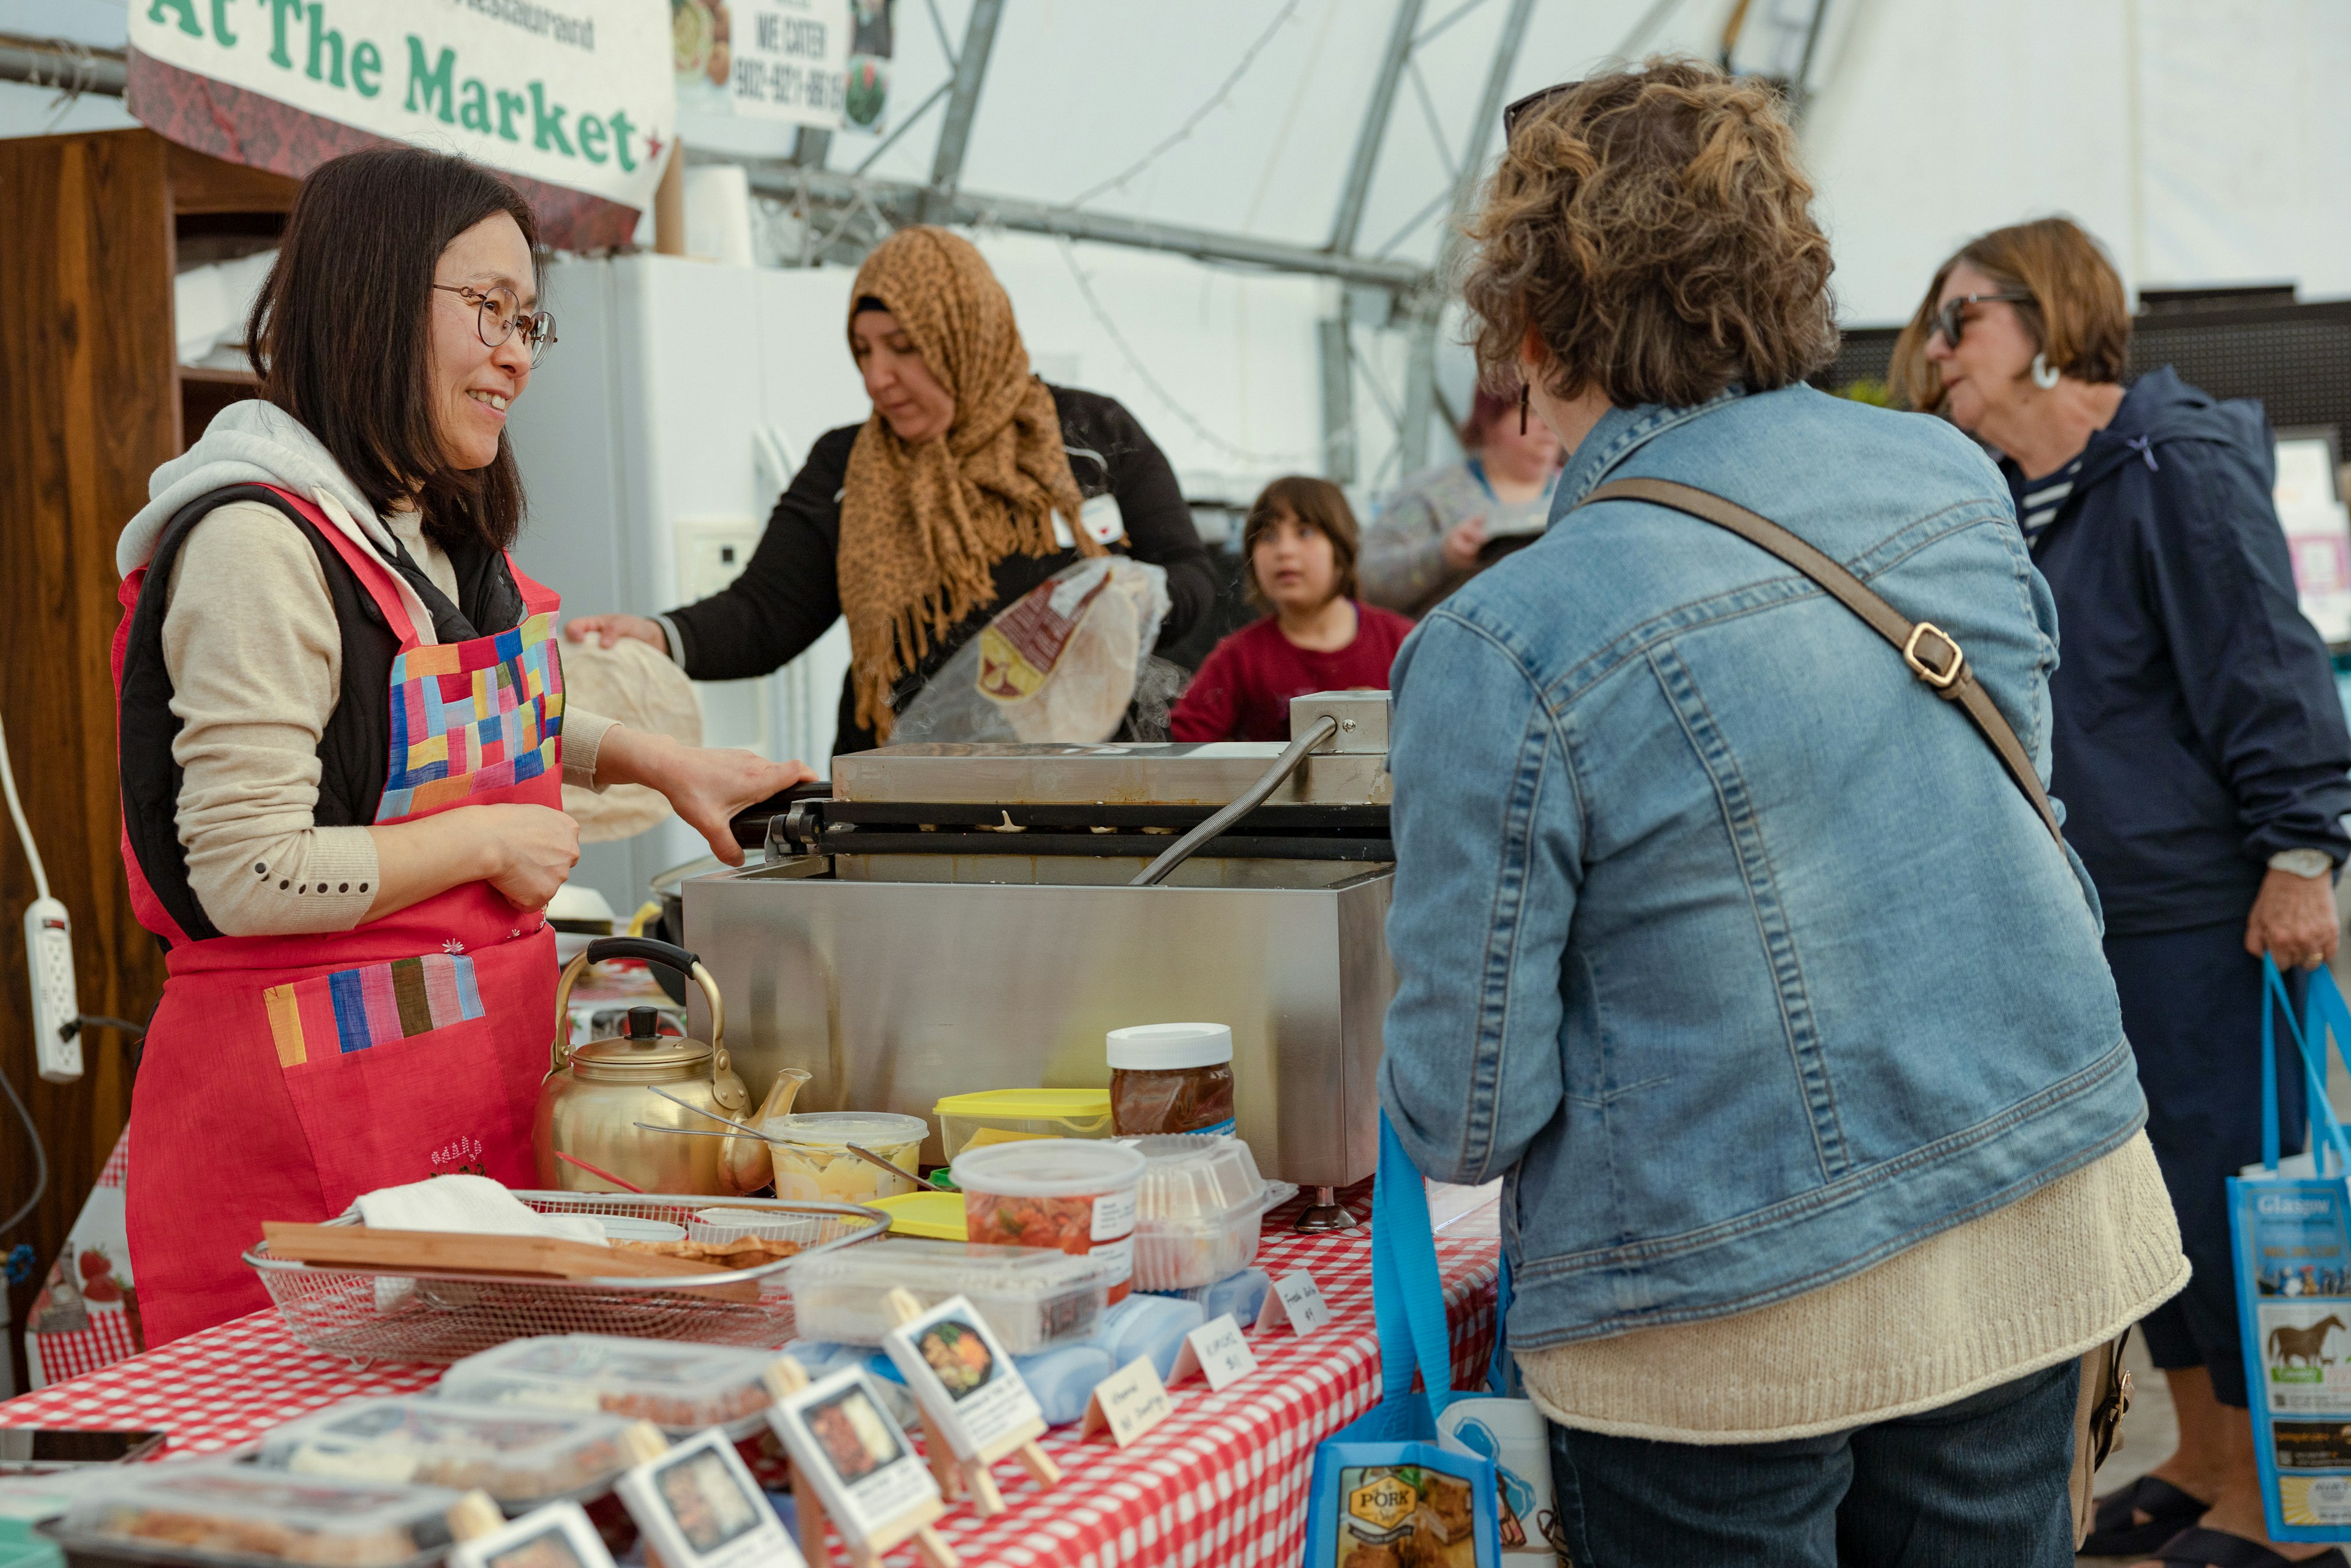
1108, 1023, 1235, 1136
934, 1089, 1114, 1160
952, 1138, 1148, 1302
866, 1191, 969, 1240
687, 1206, 833, 1248
763, 1111, 930, 1203
47, 1462, 476, 1568
1127, 1134, 1270, 1291
596, 1217, 685, 1244
435, 1334, 782, 1436
783, 1237, 1114, 1352
253, 1398, 645, 1510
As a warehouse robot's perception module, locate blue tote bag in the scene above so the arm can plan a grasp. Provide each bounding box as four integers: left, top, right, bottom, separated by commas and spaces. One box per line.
1300, 1112, 1507, 1567
2229, 957, 2351, 1541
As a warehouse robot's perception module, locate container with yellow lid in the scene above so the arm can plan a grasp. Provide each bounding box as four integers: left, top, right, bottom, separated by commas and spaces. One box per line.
933, 1088, 1114, 1160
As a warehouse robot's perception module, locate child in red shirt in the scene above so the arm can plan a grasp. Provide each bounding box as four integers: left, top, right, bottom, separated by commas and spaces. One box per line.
1171, 476, 1416, 742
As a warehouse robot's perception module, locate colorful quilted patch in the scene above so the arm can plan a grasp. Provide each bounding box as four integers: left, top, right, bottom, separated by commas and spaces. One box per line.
264, 953, 484, 1067
378, 612, 564, 821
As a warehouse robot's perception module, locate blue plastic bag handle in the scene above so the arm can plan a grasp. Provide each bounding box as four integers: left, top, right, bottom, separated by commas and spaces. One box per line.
2259, 956, 2351, 1176
1372, 1110, 1471, 1418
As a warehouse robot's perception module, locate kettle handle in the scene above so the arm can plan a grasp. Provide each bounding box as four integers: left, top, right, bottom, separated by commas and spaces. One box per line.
550, 936, 730, 1084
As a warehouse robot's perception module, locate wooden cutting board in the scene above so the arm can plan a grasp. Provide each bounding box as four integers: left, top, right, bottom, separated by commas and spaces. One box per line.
260, 1224, 762, 1301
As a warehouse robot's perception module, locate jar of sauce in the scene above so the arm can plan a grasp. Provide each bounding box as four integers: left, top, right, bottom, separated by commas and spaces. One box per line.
1108, 1022, 1235, 1136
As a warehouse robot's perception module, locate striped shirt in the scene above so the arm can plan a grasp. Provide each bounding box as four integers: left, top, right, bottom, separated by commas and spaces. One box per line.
2012, 456, 2085, 551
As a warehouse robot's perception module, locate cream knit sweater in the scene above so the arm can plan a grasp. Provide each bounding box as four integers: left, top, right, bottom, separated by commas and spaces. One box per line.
1515, 1131, 2186, 1442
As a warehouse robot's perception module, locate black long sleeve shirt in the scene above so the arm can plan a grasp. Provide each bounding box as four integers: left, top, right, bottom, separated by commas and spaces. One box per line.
664, 385, 1213, 755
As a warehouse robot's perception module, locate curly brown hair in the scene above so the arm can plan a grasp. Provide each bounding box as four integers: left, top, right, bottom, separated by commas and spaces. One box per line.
1460, 59, 1839, 410
1886, 217, 2132, 413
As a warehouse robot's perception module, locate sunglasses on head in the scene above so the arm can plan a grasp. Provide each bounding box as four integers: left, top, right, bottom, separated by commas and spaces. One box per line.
1502, 81, 1577, 138
1930, 291, 2034, 348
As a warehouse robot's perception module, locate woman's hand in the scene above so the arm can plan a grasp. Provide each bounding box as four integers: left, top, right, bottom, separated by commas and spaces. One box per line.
563, 613, 667, 653
1441, 516, 1490, 571
366, 802, 577, 921
2244, 865, 2342, 971
478, 803, 582, 909
594, 727, 817, 866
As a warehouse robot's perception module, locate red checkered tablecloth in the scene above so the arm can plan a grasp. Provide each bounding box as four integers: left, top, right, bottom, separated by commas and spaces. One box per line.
0, 1192, 1501, 1566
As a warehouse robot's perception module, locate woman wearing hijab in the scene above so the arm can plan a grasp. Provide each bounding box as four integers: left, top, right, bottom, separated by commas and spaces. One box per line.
566, 227, 1215, 751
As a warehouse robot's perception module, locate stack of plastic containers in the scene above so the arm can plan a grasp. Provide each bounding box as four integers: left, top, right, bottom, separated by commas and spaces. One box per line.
252, 1398, 651, 1512
434, 1334, 784, 1436
42, 1465, 483, 1568
1127, 1134, 1269, 1292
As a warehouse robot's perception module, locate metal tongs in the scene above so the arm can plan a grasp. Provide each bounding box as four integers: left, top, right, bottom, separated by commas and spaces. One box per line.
634, 1085, 950, 1193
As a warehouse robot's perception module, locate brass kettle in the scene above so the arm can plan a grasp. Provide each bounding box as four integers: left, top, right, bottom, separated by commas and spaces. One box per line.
533, 936, 800, 1197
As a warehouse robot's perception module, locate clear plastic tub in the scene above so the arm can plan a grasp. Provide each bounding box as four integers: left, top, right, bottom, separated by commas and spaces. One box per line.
435, 1334, 782, 1436
48, 1463, 474, 1568
1126, 1135, 1269, 1291
253, 1398, 647, 1509
933, 1089, 1114, 1160
763, 1111, 931, 1204
952, 1138, 1147, 1302
783, 1238, 1114, 1352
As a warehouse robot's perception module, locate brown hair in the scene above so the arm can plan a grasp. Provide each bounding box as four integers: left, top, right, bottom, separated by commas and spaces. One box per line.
1460, 58, 1838, 410
247, 146, 541, 551
1241, 476, 1359, 609
1888, 217, 2132, 412
1459, 388, 1517, 449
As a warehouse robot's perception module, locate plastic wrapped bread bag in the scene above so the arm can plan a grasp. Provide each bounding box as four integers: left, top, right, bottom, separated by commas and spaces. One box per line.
893, 558, 1172, 745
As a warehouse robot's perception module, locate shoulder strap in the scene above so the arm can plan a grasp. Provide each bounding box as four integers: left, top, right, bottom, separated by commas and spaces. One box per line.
1578, 477, 2064, 847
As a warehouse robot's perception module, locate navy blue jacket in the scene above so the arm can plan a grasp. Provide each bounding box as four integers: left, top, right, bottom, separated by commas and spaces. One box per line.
2022, 366, 2351, 934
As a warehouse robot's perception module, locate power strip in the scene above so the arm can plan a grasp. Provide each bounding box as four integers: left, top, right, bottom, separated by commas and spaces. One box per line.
26, 896, 81, 1084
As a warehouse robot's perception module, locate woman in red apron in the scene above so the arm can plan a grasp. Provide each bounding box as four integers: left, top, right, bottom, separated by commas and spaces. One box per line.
111, 147, 811, 1346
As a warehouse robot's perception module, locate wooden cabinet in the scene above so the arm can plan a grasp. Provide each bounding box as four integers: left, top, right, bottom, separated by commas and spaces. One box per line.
0, 129, 294, 1383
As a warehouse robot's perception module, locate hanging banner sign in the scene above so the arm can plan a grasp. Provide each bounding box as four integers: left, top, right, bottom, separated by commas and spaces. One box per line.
127, 0, 673, 212
719, 0, 849, 127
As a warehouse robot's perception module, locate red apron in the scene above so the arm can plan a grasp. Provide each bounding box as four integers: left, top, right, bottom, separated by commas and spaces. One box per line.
114, 487, 568, 1346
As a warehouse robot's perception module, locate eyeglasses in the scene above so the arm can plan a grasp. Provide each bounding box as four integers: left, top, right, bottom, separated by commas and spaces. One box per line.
1930, 291, 2033, 349
1502, 81, 1577, 138
432, 283, 557, 364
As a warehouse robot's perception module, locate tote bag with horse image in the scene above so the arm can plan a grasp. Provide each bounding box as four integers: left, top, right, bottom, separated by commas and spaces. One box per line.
2229, 957, 2351, 1541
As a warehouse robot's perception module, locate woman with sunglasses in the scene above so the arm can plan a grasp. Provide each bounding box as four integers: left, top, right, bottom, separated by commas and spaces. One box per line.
1894, 219, 2351, 1568
111, 147, 812, 1346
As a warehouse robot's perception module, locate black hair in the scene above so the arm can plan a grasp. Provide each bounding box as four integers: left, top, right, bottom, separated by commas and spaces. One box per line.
246, 145, 540, 550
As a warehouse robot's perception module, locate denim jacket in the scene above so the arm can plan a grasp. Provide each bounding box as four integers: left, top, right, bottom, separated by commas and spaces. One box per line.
1378, 384, 2148, 1349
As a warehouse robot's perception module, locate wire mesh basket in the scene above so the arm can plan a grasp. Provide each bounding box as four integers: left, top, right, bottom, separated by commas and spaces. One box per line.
244, 1191, 887, 1366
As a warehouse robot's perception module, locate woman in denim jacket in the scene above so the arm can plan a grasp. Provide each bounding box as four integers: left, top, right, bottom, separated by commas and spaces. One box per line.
1378, 61, 2187, 1567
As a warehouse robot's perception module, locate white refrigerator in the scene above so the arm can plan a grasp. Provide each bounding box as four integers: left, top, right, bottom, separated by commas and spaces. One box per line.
506, 253, 868, 917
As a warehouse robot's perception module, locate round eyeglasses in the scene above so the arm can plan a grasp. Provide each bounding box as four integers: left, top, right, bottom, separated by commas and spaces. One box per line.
432, 283, 557, 364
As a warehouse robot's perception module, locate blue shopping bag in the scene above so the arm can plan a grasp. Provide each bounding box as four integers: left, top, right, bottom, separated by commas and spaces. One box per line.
1300, 1112, 1506, 1567
2229, 958, 2351, 1541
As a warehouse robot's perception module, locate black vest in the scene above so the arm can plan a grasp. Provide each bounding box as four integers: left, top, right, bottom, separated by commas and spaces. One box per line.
119, 486, 524, 944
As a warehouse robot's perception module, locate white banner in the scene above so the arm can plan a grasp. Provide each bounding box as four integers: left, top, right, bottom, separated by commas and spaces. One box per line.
129, 0, 674, 211
726, 0, 849, 127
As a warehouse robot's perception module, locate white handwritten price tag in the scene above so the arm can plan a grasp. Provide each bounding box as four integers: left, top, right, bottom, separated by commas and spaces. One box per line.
1079, 1356, 1175, 1447
1168, 1313, 1260, 1392
1256, 1269, 1332, 1335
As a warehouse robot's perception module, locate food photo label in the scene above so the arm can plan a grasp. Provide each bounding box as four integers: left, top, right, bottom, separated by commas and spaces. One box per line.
1081, 1356, 1175, 1447
613, 1430, 803, 1568
767, 1368, 942, 1542
881, 1294, 1046, 1461
1259, 1270, 1332, 1335
448, 1500, 621, 1568
1170, 1313, 1260, 1392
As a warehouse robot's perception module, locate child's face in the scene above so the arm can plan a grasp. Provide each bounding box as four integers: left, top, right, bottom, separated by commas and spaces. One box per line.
1253, 508, 1341, 614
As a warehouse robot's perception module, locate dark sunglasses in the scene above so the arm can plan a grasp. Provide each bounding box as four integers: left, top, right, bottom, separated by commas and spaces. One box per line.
1930, 291, 2033, 349
1502, 81, 1577, 138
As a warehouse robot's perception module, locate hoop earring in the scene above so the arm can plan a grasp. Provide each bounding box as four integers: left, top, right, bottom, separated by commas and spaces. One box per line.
2031, 353, 2061, 389
1519, 383, 1531, 435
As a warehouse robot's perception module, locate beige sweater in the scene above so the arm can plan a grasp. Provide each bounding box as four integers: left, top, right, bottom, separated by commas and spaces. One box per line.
1516, 1132, 2186, 1442
161, 501, 615, 937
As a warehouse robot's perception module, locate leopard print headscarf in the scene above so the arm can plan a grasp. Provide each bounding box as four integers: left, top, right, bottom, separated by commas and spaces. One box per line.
837, 227, 1095, 741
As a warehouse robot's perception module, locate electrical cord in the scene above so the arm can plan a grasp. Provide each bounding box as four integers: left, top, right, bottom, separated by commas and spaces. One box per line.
0, 1059, 47, 1240
0, 710, 50, 904
1, 708, 54, 1237
65, 1016, 147, 1045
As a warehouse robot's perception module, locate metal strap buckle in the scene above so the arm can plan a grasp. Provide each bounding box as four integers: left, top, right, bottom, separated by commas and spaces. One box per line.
1902, 621, 1964, 689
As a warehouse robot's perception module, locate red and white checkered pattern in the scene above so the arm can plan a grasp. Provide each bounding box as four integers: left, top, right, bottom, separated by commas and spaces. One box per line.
0, 1190, 1499, 1567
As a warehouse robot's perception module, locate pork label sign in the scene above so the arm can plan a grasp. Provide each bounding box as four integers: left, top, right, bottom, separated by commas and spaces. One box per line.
130, 0, 673, 211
